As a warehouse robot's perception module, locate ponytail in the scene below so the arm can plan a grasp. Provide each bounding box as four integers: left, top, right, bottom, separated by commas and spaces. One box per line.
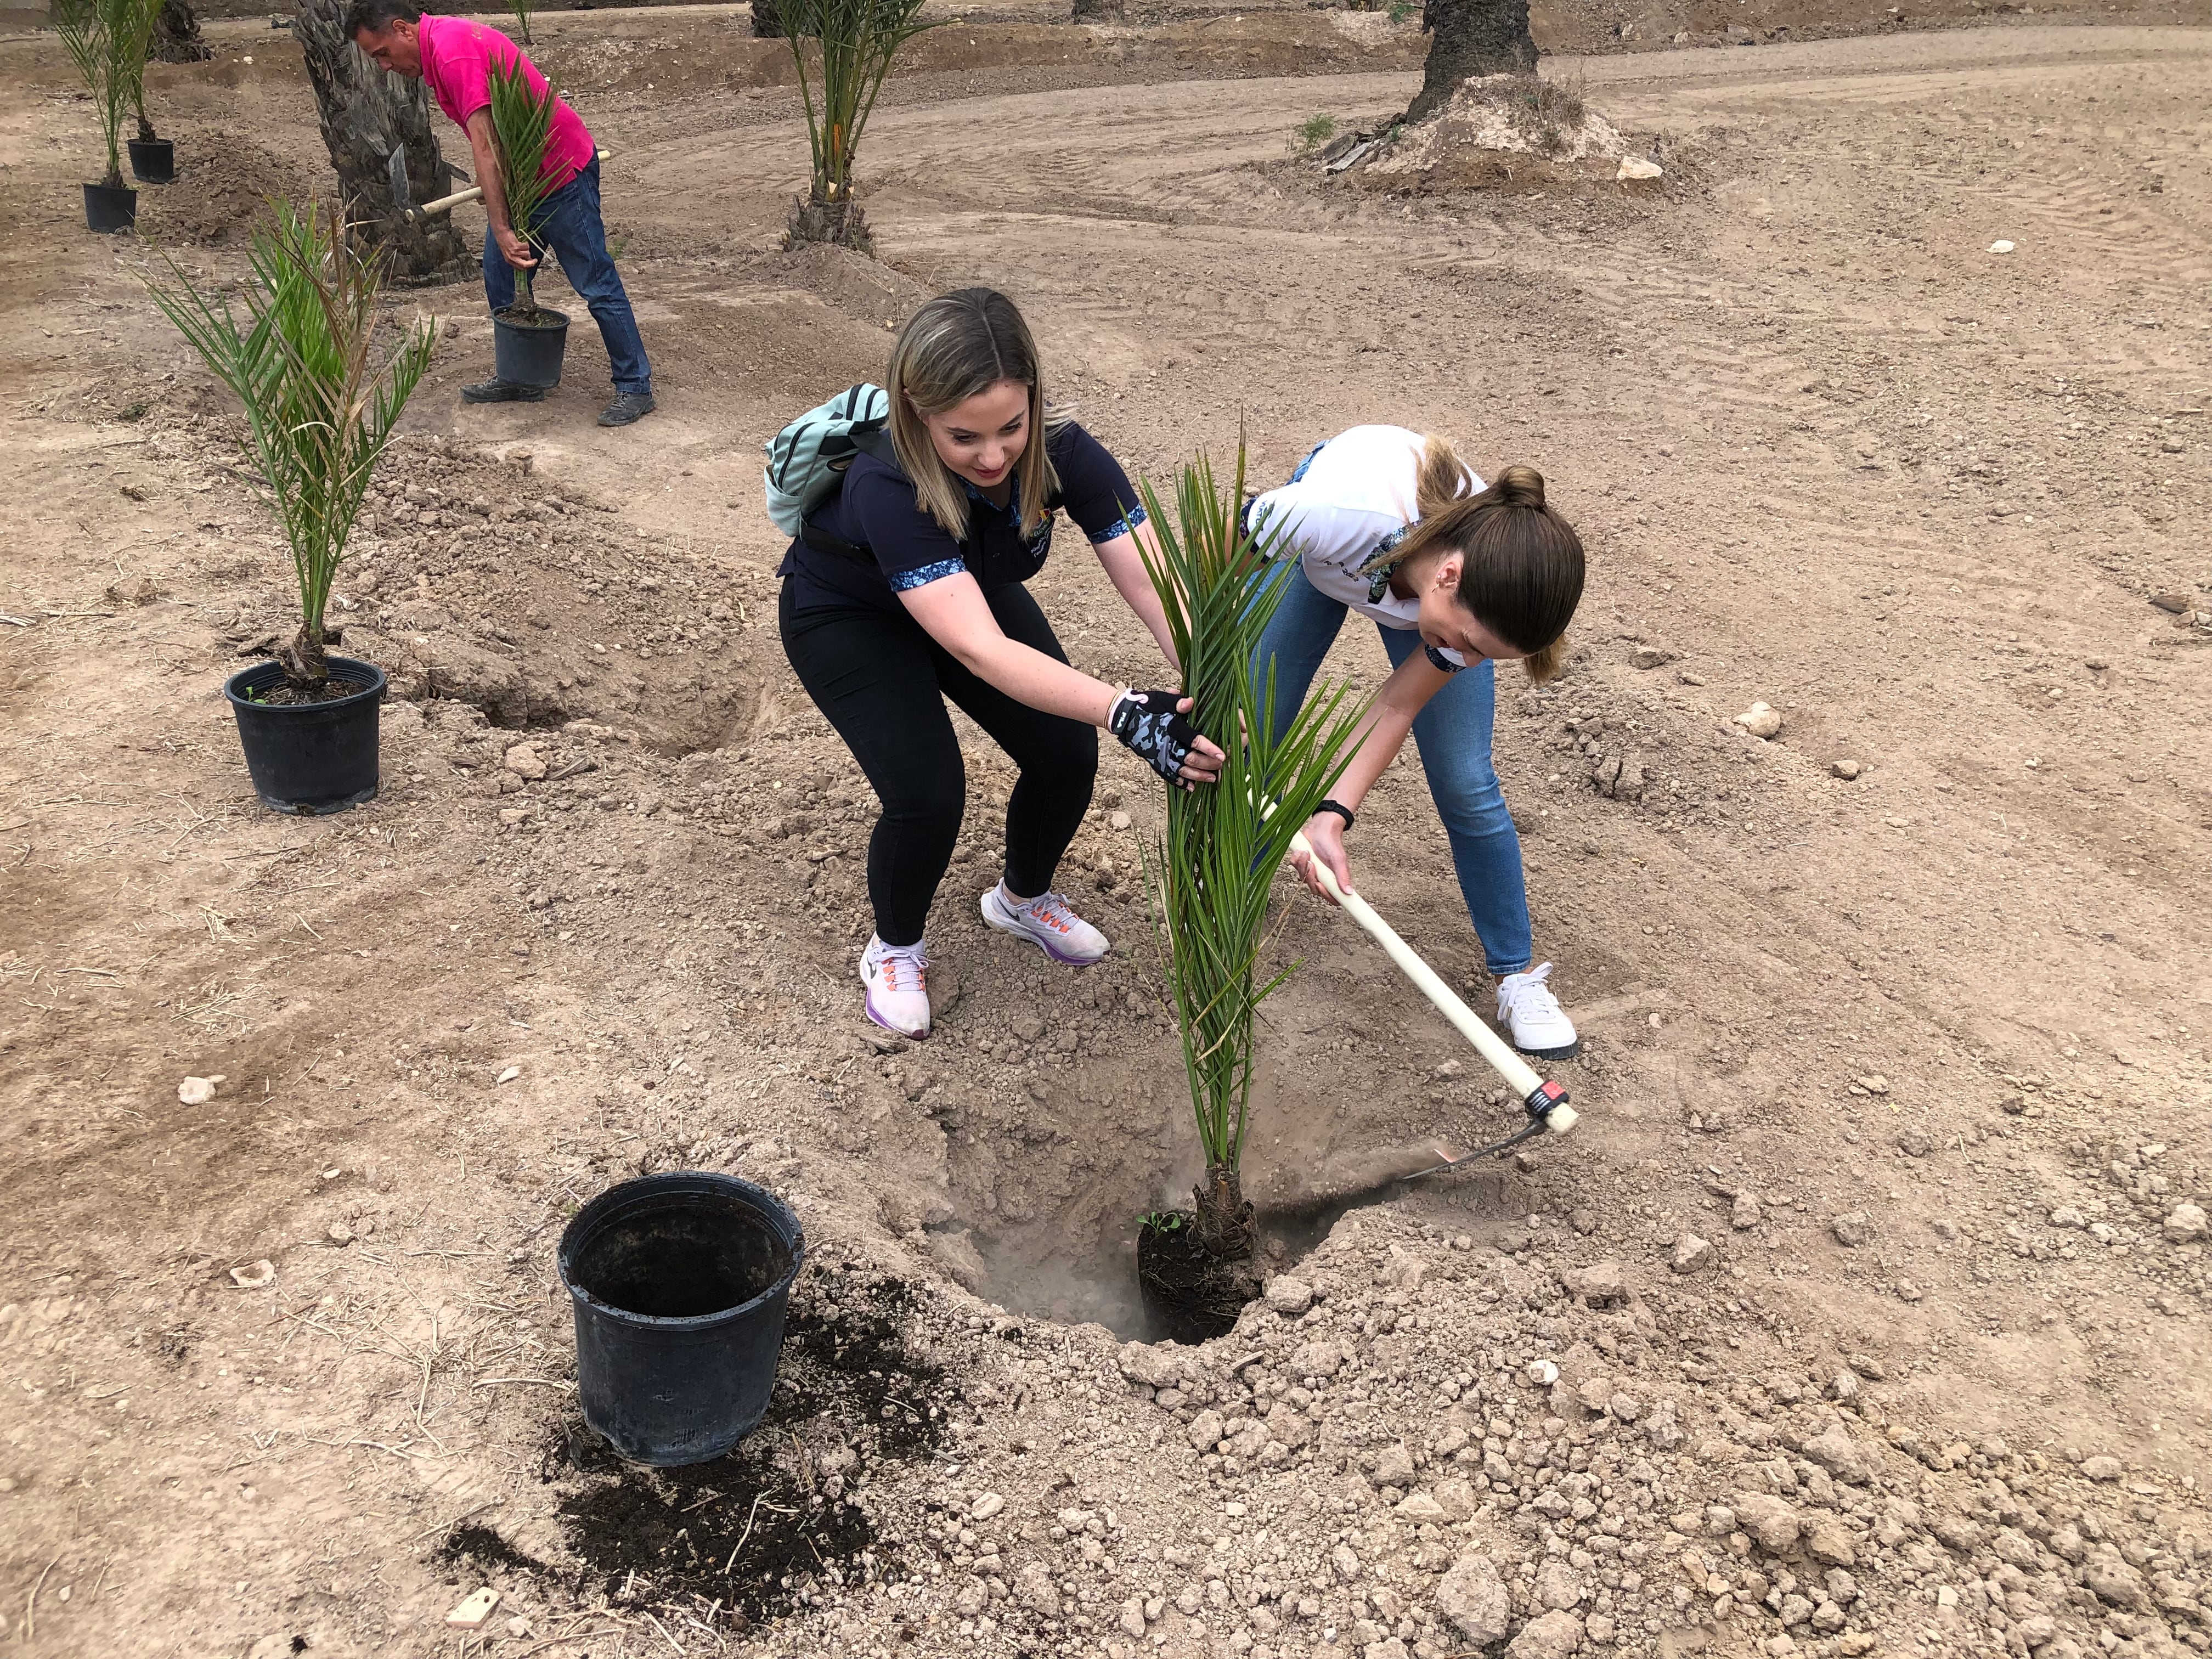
1414, 432, 1477, 521
1390, 445, 1583, 683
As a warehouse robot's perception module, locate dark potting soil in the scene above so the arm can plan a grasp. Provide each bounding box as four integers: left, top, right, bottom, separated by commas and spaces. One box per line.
437, 1522, 551, 1581
524, 1262, 950, 1629
1137, 1212, 1263, 1345
494, 304, 565, 328
569, 1192, 789, 1319
251, 673, 375, 708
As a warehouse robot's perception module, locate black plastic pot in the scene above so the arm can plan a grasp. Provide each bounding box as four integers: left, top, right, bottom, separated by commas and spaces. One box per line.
83, 181, 137, 233
559, 1172, 804, 1468
128, 138, 175, 184
492, 305, 570, 389
223, 654, 385, 815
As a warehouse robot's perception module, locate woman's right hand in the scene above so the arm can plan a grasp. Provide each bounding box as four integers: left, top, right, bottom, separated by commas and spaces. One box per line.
1108, 689, 1224, 787
1291, 812, 1355, 905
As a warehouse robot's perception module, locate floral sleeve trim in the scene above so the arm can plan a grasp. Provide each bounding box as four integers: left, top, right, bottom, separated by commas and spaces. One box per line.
1424, 645, 1468, 675
888, 558, 967, 592
1091, 503, 1148, 545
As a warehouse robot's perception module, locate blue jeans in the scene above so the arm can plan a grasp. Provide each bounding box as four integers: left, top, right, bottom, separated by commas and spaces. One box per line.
483, 154, 652, 396
1251, 561, 1533, 977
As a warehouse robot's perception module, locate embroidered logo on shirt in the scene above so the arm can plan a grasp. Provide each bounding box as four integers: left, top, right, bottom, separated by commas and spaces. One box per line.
1364, 524, 1411, 602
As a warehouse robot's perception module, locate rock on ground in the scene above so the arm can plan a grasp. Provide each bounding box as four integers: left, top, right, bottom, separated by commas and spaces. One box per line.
1436, 1550, 1510, 1644
1508, 1609, 1585, 1659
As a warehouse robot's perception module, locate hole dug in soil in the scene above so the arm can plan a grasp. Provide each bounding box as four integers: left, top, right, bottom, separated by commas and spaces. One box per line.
950, 1154, 1466, 1346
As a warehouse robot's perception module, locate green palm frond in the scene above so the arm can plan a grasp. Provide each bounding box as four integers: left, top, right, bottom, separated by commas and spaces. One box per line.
776, 0, 935, 205
55, 0, 157, 187
145, 201, 435, 687
1138, 446, 1373, 1183
488, 57, 561, 311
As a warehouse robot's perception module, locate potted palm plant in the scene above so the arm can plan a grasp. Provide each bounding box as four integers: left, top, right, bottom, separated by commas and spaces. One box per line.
776, 0, 935, 251
125, 0, 176, 185
1135, 449, 1372, 1339
486, 57, 569, 389
146, 200, 436, 814
54, 0, 159, 230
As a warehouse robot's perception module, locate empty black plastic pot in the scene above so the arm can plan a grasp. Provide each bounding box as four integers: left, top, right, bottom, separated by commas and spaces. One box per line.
559, 1172, 804, 1467
128, 138, 175, 183
492, 305, 569, 389
83, 182, 137, 233
224, 655, 385, 815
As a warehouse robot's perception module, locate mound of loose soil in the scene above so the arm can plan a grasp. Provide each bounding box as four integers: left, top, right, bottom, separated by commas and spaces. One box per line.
135, 127, 313, 246
1373, 72, 1628, 173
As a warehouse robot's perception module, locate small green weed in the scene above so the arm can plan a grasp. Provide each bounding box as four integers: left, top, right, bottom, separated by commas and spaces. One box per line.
1293, 114, 1338, 153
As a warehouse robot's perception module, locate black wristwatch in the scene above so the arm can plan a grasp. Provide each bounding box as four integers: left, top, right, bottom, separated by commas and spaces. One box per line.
1315, 799, 1356, 831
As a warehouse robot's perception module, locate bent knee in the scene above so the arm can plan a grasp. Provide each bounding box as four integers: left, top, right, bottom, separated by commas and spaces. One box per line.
878, 776, 966, 836
1429, 766, 1508, 829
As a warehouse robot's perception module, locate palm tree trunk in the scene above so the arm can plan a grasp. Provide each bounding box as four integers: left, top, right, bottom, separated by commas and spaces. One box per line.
294, 0, 467, 281
786, 193, 872, 252
1408, 0, 1536, 123
279, 622, 331, 692
151, 0, 211, 64
1193, 1164, 1255, 1262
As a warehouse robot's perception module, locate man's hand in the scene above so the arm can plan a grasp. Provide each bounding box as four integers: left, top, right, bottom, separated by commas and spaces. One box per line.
493, 223, 539, 270
1290, 811, 1355, 906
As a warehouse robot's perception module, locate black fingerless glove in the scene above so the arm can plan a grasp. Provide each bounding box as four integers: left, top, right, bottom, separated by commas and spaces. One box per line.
1108, 689, 1199, 782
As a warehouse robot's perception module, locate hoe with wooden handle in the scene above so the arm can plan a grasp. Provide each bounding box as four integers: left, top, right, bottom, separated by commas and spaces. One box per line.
400, 148, 616, 225
1288, 827, 1576, 1179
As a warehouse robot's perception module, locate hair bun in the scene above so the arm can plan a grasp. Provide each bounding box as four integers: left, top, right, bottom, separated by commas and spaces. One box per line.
1492, 464, 1545, 509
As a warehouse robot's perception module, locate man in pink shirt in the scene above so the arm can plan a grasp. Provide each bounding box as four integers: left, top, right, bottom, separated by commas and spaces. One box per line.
348, 0, 654, 427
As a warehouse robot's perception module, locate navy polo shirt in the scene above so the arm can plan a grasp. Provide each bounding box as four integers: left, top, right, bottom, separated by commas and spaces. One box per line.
779, 421, 1147, 612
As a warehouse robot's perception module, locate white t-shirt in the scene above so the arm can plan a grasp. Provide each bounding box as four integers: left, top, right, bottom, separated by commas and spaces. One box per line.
1248, 425, 1484, 670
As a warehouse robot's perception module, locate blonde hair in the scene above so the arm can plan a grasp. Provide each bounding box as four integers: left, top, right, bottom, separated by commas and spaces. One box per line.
1381, 437, 1585, 683
887, 289, 1059, 544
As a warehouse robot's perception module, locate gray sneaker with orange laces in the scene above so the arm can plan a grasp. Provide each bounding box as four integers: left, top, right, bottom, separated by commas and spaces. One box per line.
980, 883, 1109, 966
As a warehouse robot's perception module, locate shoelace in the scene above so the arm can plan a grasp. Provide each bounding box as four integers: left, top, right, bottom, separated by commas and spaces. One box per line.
873, 941, 929, 992
1017, 892, 1078, 935
1497, 961, 1561, 1017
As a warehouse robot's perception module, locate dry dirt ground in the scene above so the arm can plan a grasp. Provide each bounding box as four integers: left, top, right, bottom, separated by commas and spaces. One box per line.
3, 9, 2212, 1659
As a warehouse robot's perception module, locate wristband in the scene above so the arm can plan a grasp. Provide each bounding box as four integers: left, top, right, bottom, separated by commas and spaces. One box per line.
1316, 799, 1356, 832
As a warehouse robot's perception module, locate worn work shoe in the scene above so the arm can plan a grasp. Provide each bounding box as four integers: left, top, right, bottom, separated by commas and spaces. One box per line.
861, 934, 931, 1040
598, 390, 657, 427
980, 883, 1109, 966
1495, 961, 1580, 1059
460, 378, 546, 403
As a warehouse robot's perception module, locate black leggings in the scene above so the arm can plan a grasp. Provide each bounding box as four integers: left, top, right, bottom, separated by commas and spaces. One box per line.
778, 580, 1099, 947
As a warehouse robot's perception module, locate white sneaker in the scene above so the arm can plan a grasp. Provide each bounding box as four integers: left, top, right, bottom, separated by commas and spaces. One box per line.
980, 883, 1110, 966
861, 935, 932, 1039
1496, 961, 1579, 1059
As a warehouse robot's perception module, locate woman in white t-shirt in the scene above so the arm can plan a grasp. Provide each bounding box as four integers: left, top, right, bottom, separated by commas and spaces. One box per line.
1246, 425, 1586, 1057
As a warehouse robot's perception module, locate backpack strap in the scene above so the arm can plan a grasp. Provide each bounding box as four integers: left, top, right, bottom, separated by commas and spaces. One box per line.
798, 428, 899, 563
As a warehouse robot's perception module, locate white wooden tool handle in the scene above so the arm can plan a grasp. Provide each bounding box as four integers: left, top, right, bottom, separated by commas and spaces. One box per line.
407, 183, 483, 222
1291, 828, 1549, 1102
405, 149, 615, 223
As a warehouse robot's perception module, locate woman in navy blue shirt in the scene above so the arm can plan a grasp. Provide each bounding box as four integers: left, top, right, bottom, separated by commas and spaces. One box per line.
778, 289, 1218, 1040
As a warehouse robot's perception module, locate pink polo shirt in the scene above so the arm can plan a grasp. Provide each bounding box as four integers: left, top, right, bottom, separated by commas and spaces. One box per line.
417, 16, 595, 191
